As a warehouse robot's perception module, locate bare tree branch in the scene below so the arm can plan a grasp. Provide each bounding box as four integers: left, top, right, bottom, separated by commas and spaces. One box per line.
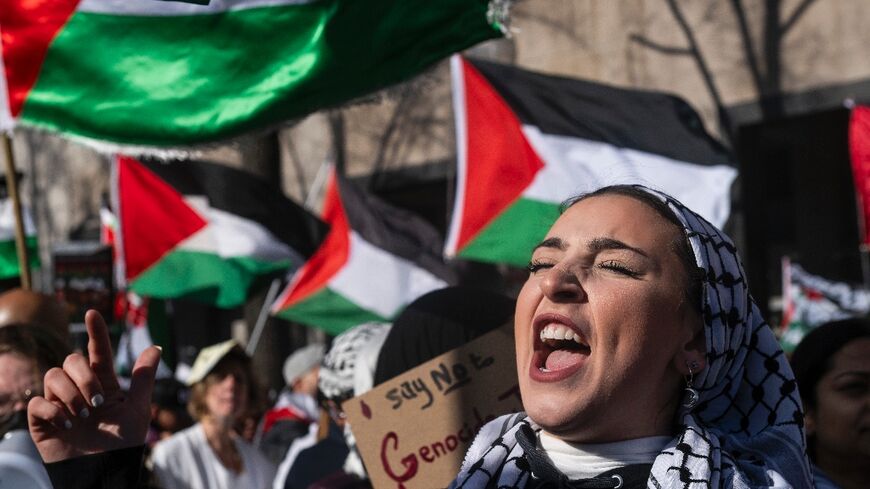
628, 34, 692, 56
280, 132, 310, 202
328, 111, 347, 176
728, 0, 766, 95
762, 0, 782, 98
781, 0, 817, 34
663, 0, 733, 143
371, 92, 413, 180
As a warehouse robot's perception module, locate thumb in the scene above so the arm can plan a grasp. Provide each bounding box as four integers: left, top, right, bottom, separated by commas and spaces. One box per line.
127, 346, 161, 409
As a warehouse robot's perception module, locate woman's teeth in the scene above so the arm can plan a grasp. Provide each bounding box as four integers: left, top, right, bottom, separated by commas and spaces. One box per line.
539, 324, 586, 345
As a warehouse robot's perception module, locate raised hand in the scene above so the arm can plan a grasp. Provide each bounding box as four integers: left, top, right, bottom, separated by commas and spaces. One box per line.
27, 309, 161, 463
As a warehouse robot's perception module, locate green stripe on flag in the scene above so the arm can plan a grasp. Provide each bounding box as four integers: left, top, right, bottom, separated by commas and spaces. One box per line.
130, 249, 290, 308
21, 0, 500, 146
458, 198, 560, 267
146, 298, 175, 369
273, 287, 386, 335
0, 236, 40, 279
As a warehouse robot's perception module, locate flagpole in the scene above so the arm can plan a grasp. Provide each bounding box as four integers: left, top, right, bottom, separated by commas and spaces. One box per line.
304, 159, 332, 211
245, 278, 283, 356
0, 133, 31, 290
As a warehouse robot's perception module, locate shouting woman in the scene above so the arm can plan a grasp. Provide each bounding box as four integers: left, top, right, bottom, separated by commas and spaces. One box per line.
450, 186, 812, 489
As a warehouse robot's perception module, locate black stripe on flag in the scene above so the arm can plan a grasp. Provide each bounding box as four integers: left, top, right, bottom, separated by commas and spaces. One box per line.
335, 175, 456, 284
467, 58, 732, 167
140, 159, 328, 257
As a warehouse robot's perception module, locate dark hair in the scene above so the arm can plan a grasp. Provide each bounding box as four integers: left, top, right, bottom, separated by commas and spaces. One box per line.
562, 185, 704, 314
789, 317, 870, 461
0, 323, 70, 374
790, 317, 870, 410
374, 286, 516, 386
152, 378, 188, 409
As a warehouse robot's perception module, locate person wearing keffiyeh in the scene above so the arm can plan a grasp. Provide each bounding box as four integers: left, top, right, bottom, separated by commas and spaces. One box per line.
274, 322, 391, 489
449, 185, 813, 489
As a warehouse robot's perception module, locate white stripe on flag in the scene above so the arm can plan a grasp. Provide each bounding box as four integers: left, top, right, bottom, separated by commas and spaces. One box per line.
0, 38, 13, 133
78, 0, 316, 16
179, 201, 300, 263
330, 231, 448, 319
124, 321, 174, 379
0, 200, 37, 242
521, 126, 737, 228
445, 55, 469, 257
110, 157, 128, 289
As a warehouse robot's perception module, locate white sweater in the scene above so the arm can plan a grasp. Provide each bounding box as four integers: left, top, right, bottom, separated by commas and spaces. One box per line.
538, 431, 671, 479
152, 423, 276, 489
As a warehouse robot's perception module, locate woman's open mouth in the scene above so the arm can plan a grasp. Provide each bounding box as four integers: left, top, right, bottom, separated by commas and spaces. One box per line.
529, 314, 591, 382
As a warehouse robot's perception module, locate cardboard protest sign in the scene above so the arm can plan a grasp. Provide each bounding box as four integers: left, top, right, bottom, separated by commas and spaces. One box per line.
343, 326, 522, 489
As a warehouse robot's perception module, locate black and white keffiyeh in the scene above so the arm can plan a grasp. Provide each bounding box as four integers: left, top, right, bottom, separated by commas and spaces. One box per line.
318, 322, 391, 402
450, 186, 813, 489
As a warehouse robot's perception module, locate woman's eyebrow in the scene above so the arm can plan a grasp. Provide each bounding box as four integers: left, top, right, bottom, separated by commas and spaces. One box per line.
587, 237, 649, 257
532, 236, 565, 252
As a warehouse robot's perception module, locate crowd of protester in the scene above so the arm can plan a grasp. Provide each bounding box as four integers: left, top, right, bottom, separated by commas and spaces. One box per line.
0, 283, 518, 489
0, 186, 869, 488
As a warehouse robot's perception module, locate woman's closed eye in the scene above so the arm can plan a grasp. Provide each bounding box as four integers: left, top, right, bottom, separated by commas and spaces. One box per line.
597, 260, 641, 277
527, 259, 641, 278
834, 377, 869, 397
527, 259, 554, 274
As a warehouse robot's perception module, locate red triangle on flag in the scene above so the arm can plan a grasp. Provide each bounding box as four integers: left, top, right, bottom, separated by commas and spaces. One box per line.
272, 169, 350, 309
117, 156, 207, 281
451, 56, 545, 253
0, 0, 81, 117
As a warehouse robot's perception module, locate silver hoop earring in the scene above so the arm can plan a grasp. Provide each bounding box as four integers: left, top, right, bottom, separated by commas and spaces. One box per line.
682, 361, 700, 409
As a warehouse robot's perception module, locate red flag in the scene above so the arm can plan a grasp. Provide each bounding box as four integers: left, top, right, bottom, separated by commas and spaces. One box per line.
849, 106, 870, 245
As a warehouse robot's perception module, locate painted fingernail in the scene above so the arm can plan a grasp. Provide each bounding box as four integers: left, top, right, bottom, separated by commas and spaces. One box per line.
64, 420, 72, 430
90, 394, 104, 408
79, 407, 89, 418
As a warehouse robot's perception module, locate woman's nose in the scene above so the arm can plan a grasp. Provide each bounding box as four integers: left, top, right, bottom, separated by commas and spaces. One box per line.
539, 265, 586, 302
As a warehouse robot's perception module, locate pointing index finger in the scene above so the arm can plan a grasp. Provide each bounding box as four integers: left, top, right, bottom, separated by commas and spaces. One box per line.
85, 310, 120, 394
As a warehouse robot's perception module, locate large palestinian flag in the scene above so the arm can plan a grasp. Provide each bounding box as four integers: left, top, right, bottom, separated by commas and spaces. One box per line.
446, 56, 738, 267
0, 0, 505, 147
113, 156, 326, 308
271, 170, 455, 334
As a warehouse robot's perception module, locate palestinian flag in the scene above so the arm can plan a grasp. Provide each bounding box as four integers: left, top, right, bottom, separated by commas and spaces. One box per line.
0, 197, 38, 279
113, 156, 326, 308
0, 0, 505, 147
446, 56, 738, 266
849, 105, 870, 244
271, 170, 455, 334
114, 292, 174, 379
779, 258, 870, 352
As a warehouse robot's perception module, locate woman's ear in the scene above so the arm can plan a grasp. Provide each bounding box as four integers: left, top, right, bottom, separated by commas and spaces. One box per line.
803, 408, 816, 437
674, 323, 707, 376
